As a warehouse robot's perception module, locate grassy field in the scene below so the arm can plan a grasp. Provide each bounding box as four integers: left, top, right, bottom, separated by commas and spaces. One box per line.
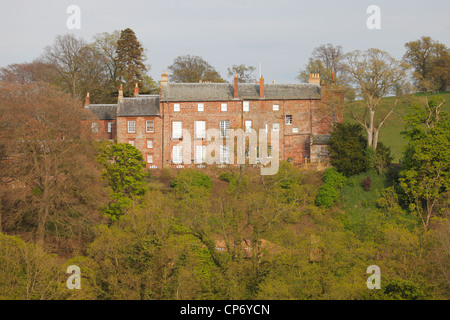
346, 92, 450, 161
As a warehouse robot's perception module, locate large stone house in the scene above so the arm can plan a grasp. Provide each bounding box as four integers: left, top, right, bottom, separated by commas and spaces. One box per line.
82, 71, 343, 169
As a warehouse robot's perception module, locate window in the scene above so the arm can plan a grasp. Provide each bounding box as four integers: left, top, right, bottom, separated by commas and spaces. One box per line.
285, 115, 292, 125
198, 103, 204, 112
273, 104, 279, 111
172, 145, 183, 164
128, 120, 136, 133
220, 145, 231, 164
128, 140, 135, 146
273, 123, 280, 131
221, 103, 227, 112
195, 121, 206, 139
220, 120, 230, 138
172, 121, 182, 139
91, 122, 99, 133
243, 101, 249, 112
268, 145, 273, 158
147, 155, 153, 164
146, 120, 154, 133
147, 139, 153, 149
245, 120, 252, 133
174, 103, 180, 112
107, 122, 114, 133
196, 145, 206, 163
292, 127, 299, 133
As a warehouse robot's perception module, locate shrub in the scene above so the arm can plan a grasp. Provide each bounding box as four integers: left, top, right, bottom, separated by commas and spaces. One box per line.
370, 142, 394, 174
362, 176, 372, 191
328, 123, 370, 176
315, 167, 346, 208
170, 169, 212, 191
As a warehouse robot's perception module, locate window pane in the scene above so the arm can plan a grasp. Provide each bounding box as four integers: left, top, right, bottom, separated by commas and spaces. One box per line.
245, 120, 252, 133
273, 123, 280, 131
173, 121, 182, 139
173, 145, 182, 163
243, 101, 249, 112
174, 103, 180, 112
146, 120, 154, 132
273, 104, 279, 111
128, 121, 135, 133
196, 145, 206, 163
221, 103, 227, 112
147, 155, 153, 163
147, 140, 153, 148
285, 115, 292, 125
91, 122, 99, 133
220, 120, 229, 138
198, 103, 204, 112
196, 121, 206, 139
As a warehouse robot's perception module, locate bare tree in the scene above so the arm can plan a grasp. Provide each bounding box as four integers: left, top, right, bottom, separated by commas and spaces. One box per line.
227, 64, 256, 83
168, 55, 225, 83
343, 48, 411, 149
0, 82, 106, 252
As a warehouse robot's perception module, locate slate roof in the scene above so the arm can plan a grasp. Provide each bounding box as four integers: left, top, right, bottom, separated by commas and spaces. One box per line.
160, 83, 321, 102
84, 104, 117, 120
311, 134, 331, 145
118, 96, 160, 117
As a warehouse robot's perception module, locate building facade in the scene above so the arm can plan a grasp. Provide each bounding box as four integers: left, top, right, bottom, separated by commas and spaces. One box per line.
83, 72, 343, 169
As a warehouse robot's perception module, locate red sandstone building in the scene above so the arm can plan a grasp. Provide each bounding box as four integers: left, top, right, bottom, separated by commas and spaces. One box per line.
82, 71, 343, 169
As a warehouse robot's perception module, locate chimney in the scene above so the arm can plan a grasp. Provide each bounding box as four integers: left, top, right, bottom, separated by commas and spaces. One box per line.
234, 73, 239, 99
134, 83, 139, 97
84, 92, 90, 107
259, 76, 264, 98
161, 70, 168, 86
308, 73, 321, 86
118, 84, 123, 103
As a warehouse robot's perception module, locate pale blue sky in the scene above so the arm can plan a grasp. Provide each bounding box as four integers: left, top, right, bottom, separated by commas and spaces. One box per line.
0, 0, 449, 83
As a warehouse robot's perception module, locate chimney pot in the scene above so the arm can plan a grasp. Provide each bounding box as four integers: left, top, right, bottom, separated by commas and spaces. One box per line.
234, 73, 239, 99
85, 92, 90, 107
259, 76, 264, 98
134, 83, 139, 97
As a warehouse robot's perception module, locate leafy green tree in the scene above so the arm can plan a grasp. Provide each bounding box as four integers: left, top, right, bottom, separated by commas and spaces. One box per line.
96, 142, 148, 221
368, 142, 394, 174
403, 36, 450, 91
168, 55, 225, 83
116, 28, 148, 95
328, 123, 370, 176
399, 96, 449, 231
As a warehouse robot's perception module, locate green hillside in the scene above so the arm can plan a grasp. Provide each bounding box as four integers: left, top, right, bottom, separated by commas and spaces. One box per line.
345, 92, 450, 161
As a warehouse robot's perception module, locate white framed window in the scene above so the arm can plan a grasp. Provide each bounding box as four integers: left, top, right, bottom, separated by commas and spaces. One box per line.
221, 103, 227, 112
292, 127, 299, 133
174, 103, 180, 112
107, 122, 114, 133
198, 103, 204, 112
147, 154, 153, 164
128, 140, 135, 146
173, 145, 183, 164
273, 123, 280, 131
172, 121, 182, 139
146, 120, 154, 133
91, 122, 99, 133
147, 139, 153, 149
196, 145, 206, 163
245, 120, 252, 133
195, 121, 206, 139
243, 101, 249, 112
220, 145, 231, 164
285, 115, 292, 125
273, 104, 279, 111
128, 120, 136, 133
220, 120, 230, 138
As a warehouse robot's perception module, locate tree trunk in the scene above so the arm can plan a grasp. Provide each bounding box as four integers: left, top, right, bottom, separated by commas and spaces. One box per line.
373, 129, 379, 150
368, 108, 375, 147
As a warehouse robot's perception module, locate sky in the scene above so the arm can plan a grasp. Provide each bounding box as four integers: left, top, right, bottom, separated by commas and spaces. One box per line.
0, 0, 449, 84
